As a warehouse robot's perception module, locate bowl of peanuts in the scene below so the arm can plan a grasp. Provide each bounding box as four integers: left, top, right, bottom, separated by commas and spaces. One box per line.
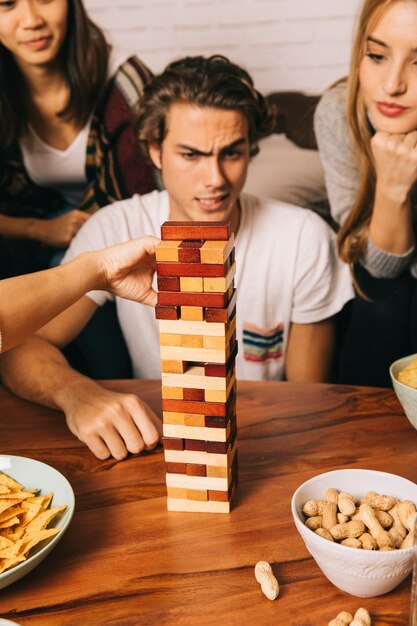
390, 353, 417, 431
291, 469, 417, 597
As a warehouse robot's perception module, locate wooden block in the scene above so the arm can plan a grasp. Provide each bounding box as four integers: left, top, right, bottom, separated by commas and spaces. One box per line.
155, 305, 179, 320
166, 462, 187, 474
205, 415, 228, 428
200, 235, 234, 264
158, 291, 230, 308
208, 483, 236, 502
155, 240, 181, 262
167, 486, 188, 499
206, 465, 228, 478
180, 306, 204, 321
161, 221, 230, 241
162, 367, 228, 391
164, 443, 236, 467
205, 341, 238, 377
205, 289, 236, 323
162, 398, 227, 417
183, 388, 205, 402
184, 439, 206, 452
186, 489, 208, 501
203, 319, 235, 349
157, 276, 180, 291
163, 437, 184, 451
160, 333, 182, 347
166, 473, 230, 491
167, 497, 231, 513
156, 262, 227, 278
180, 277, 203, 292
161, 387, 183, 400
160, 345, 227, 364
183, 413, 205, 427
162, 411, 185, 425
206, 432, 235, 454
203, 262, 236, 293
161, 360, 186, 374
163, 422, 230, 442
178, 240, 204, 263
181, 335, 203, 349
186, 463, 207, 477
159, 319, 229, 336
205, 373, 235, 402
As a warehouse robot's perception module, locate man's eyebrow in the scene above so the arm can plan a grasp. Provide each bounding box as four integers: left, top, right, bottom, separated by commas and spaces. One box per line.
176, 138, 248, 155
367, 35, 417, 53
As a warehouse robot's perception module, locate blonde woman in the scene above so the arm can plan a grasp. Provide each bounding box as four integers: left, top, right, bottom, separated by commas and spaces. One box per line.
314, 0, 417, 387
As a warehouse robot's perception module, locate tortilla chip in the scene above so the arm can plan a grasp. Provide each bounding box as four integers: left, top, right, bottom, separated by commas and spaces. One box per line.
0, 472, 24, 492
0, 555, 26, 575
398, 367, 417, 389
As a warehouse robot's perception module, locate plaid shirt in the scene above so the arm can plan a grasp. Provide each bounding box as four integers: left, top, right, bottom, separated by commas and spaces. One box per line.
0, 56, 157, 219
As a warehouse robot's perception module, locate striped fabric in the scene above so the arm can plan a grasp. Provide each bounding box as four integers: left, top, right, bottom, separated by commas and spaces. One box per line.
0, 56, 156, 220
242, 321, 283, 362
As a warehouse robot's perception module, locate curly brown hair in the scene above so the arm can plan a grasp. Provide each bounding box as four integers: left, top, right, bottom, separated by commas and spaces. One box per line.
136, 55, 275, 157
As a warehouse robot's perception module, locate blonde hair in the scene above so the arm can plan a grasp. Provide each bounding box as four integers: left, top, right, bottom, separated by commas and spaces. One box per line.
337, 0, 406, 265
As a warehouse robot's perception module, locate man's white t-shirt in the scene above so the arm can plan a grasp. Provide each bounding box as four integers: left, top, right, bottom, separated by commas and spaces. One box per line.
63, 190, 354, 380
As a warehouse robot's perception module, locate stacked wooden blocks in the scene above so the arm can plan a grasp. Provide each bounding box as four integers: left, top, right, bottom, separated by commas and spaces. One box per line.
155, 221, 238, 513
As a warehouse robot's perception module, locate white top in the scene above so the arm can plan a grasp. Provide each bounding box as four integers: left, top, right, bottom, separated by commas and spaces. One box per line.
19, 47, 133, 207
63, 190, 354, 380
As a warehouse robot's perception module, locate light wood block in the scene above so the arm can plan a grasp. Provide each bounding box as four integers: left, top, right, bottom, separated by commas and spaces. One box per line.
166, 473, 230, 491
203, 319, 235, 350
181, 335, 203, 349
160, 345, 227, 363
206, 465, 228, 478
161, 360, 186, 374
203, 262, 236, 293
181, 306, 204, 321
180, 277, 203, 292
160, 333, 181, 347
186, 489, 208, 501
164, 443, 236, 467
200, 235, 234, 264
162, 412, 185, 425
183, 413, 206, 427
161, 387, 183, 400
205, 373, 235, 403
167, 497, 231, 513
167, 486, 188, 499
159, 319, 228, 336
162, 367, 232, 391
163, 422, 230, 442
155, 240, 181, 262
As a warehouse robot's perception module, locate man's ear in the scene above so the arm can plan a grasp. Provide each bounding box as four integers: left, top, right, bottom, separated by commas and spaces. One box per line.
149, 142, 162, 170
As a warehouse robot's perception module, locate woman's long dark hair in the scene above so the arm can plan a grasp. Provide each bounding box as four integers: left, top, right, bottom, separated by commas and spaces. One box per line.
0, 0, 109, 145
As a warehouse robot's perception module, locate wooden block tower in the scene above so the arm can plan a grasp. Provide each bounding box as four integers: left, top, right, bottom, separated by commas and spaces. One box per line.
155, 221, 238, 513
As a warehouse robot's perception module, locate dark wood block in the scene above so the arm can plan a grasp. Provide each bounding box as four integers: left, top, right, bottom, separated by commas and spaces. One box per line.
162, 398, 227, 417
157, 276, 180, 292
155, 305, 179, 320
183, 388, 205, 402
205, 415, 228, 428
205, 289, 237, 322
184, 439, 206, 452
205, 340, 238, 377
166, 462, 187, 474
163, 437, 184, 451
186, 464, 207, 477
158, 291, 230, 308
178, 240, 204, 263
156, 262, 227, 278
161, 221, 231, 241
206, 429, 237, 454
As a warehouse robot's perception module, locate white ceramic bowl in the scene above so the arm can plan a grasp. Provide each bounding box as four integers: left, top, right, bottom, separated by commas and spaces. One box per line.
291, 469, 417, 597
0, 455, 75, 590
390, 353, 417, 431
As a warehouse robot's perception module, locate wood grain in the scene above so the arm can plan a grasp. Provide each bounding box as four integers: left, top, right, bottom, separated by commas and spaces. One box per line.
0, 381, 415, 625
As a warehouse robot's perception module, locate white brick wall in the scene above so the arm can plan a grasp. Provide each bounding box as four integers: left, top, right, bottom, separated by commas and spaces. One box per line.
85, 0, 362, 94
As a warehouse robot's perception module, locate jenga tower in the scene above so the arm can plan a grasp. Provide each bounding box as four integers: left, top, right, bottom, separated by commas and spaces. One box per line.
155, 221, 238, 513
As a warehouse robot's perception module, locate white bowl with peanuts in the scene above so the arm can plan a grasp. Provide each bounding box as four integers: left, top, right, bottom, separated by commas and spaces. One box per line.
291, 469, 417, 597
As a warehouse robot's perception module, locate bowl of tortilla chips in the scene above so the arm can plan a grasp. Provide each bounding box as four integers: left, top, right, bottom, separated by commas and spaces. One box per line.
0, 455, 74, 590
390, 353, 417, 431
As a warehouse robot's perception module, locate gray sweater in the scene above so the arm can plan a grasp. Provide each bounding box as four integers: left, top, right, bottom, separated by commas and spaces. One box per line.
314, 82, 416, 279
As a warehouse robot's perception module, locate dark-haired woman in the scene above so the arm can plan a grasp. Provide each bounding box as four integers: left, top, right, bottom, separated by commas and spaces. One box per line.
0, 0, 157, 274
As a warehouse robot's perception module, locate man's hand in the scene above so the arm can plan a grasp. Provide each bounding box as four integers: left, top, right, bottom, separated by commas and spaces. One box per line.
93, 236, 159, 306
64, 386, 163, 460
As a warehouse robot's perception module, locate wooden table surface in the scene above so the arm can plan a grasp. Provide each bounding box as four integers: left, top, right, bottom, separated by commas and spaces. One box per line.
0, 380, 416, 626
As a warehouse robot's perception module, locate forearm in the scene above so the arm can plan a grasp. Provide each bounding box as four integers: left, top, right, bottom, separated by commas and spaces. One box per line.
369, 184, 415, 254
0, 253, 102, 352
0, 214, 43, 240
0, 336, 103, 411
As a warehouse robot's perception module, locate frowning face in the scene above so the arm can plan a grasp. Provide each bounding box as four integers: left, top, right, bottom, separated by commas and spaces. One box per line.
149, 102, 250, 232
